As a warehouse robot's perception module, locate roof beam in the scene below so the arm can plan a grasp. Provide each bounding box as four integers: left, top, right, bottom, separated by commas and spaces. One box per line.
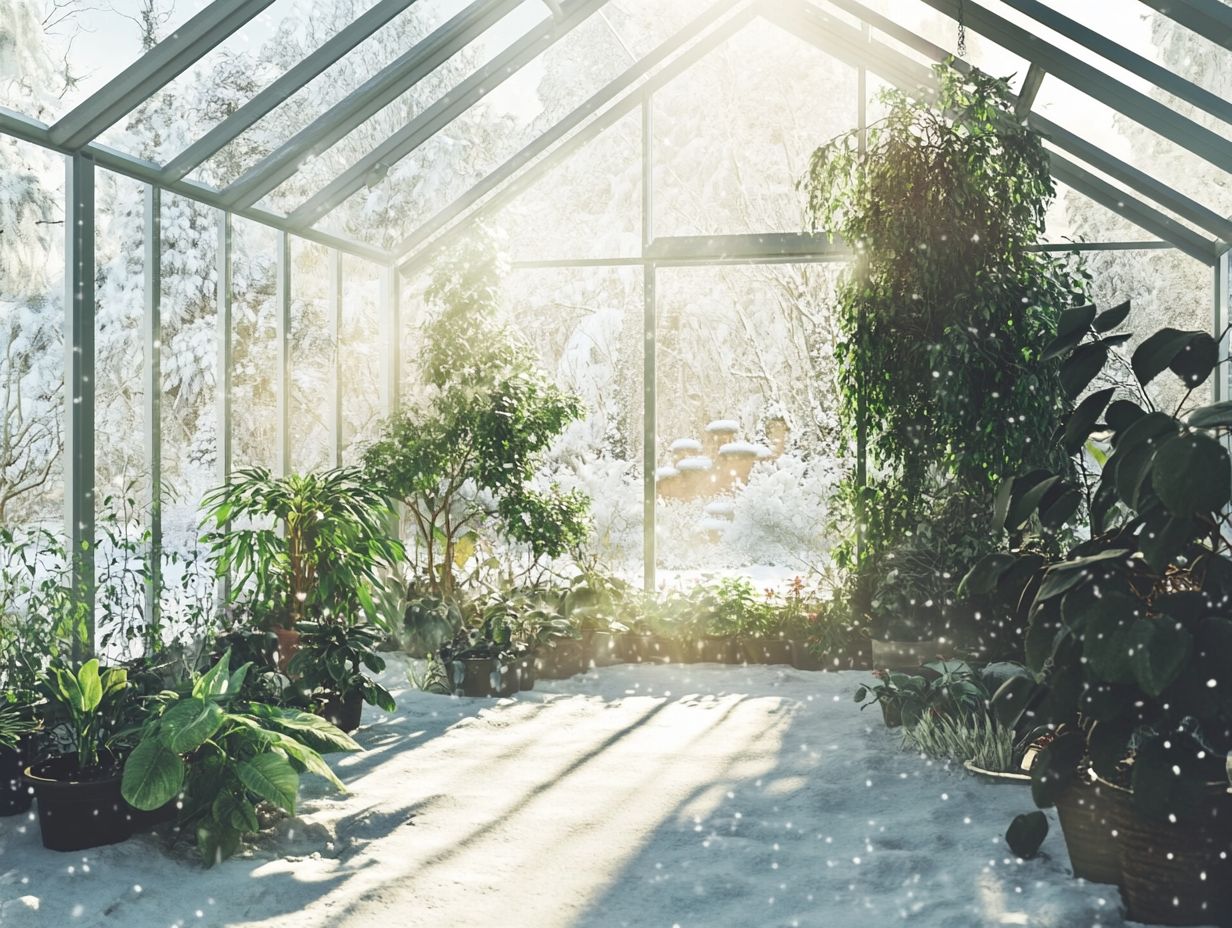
767, 1, 1219, 264
645, 232, 850, 264
161, 0, 422, 184
49, 0, 277, 150
395, 1, 752, 269
817, 0, 1232, 243
914, 0, 1232, 176
1136, 0, 1232, 51
0, 106, 391, 263
1001, 0, 1232, 128
290, 0, 610, 229
219, 0, 523, 211
1015, 62, 1045, 119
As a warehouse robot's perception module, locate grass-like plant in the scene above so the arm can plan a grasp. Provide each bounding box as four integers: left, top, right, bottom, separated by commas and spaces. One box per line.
902, 711, 1016, 773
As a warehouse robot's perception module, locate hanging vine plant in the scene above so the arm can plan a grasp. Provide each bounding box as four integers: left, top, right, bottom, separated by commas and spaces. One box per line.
802, 65, 1087, 646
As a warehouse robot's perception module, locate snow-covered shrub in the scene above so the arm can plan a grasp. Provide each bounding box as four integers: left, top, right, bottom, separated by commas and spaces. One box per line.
727, 455, 841, 569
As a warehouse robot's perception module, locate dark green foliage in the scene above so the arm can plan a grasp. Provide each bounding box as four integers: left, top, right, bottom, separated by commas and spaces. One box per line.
802, 65, 1085, 648
288, 622, 395, 711
362, 233, 588, 596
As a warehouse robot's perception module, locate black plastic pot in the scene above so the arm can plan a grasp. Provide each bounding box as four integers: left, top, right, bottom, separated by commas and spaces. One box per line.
321, 691, 364, 733
1, 736, 35, 816
589, 631, 620, 667
451, 657, 498, 697
125, 796, 181, 833
535, 640, 586, 679
24, 755, 131, 851
515, 652, 536, 691
789, 640, 824, 671
695, 636, 738, 664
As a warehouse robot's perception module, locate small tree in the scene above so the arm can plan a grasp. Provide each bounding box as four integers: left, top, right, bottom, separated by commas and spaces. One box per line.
363, 233, 589, 597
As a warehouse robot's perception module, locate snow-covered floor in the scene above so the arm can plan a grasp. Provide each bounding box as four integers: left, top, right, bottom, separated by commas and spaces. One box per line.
2, 662, 1134, 928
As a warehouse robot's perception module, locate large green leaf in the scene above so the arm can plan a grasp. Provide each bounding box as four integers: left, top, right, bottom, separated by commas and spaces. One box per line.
1062, 387, 1114, 455
1030, 730, 1084, 808
1082, 591, 1141, 683
1187, 401, 1232, 429
1007, 474, 1061, 531
1131, 328, 1208, 387
1169, 332, 1218, 387
121, 738, 186, 811
1092, 299, 1130, 333
1138, 511, 1196, 575
1105, 399, 1146, 434
244, 704, 360, 754
77, 659, 102, 713
1042, 304, 1096, 361
958, 553, 1017, 597
1129, 618, 1191, 697
160, 697, 226, 755
269, 732, 346, 792
193, 650, 233, 700
1151, 432, 1231, 517
1039, 486, 1082, 529
1060, 343, 1108, 398
236, 753, 299, 813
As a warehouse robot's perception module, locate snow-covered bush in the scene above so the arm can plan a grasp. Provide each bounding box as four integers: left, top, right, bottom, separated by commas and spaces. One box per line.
727, 455, 841, 569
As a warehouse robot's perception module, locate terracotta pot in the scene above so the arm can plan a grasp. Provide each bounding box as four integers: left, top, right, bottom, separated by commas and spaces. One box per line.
589, 631, 620, 667
1054, 777, 1121, 885
535, 640, 586, 679
870, 637, 954, 671
24, 755, 131, 851
740, 638, 794, 665
695, 636, 738, 664
1102, 776, 1232, 924
321, 691, 364, 733
272, 626, 301, 673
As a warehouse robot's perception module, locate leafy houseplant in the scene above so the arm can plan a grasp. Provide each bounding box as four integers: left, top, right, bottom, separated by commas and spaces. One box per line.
362, 232, 588, 598
287, 622, 395, 732
121, 651, 360, 866
24, 660, 133, 850
964, 301, 1232, 923
201, 466, 403, 665
803, 64, 1083, 645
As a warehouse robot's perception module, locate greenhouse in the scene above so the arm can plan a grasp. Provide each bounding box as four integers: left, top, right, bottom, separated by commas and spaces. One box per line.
1, 0, 1231, 925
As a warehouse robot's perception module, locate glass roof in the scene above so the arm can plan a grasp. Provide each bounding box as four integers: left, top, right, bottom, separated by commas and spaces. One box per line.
1, 0, 1227, 262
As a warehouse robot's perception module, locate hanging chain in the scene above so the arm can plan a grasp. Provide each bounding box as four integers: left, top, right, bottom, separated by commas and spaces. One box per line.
957, 0, 968, 58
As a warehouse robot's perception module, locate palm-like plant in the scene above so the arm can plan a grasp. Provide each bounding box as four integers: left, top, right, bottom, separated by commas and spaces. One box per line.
201, 467, 403, 630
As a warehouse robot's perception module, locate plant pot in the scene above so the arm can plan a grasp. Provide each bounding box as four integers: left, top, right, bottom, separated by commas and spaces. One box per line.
1054, 777, 1121, 886
790, 640, 824, 671
961, 759, 1030, 784
0, 736, 35, 816
125, 796, 180, 833
24, 755, 131, 851
652, 636, 687, 664
495, 661, 518, 697
590, 631, 620, 667
880, 701, 902, 728
536, 640, 585, 679
321, 690, 364, 733
515, 652, 536, 691
695, 636, 738, 664
614, 632, 641, 663
450, 657, 499, 697
741, 638, 794, 665
870, 637, 954, 670
1103, 777, 1232, 924
273, 626, 302, 673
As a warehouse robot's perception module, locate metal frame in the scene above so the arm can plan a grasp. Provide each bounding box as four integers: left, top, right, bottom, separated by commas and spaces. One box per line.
216, 211, 234, 604
3, 0, 1229, 633
144, 186, 162, 629
641, 97, 656, 593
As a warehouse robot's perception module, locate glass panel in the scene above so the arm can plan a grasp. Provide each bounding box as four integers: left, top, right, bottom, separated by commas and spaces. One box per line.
339, 255, 384, 460
290, 239, 332, 473
229, 218, 278, 471
652, 19, 859, 236
0, 134, 64, 523
654, 262, 848, 585
243, 1, 543, 215
1047, 180, 1160, 245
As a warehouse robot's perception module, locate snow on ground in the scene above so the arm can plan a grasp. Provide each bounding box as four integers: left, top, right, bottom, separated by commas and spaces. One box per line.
1, 661, 1133, 928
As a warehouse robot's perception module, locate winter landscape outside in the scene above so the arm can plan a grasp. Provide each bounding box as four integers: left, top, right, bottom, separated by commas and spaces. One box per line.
2, 0, 1232, 926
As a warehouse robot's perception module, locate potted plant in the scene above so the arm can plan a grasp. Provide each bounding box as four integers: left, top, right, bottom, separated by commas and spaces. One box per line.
966, 302, 1232, 922
121, 650, 359, 865
287, 622, 396, 733
200, 466, 402, 669
0, 702, 37, 816
24, 659, 134, 851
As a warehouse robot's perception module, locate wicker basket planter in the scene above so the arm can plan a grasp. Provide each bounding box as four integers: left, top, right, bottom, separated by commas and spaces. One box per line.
1100, 777, 1232, 925
1054, 777, 1122, 886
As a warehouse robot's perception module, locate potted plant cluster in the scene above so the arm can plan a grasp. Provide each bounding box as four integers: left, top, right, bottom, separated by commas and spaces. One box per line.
288, 622, 396, 733
965, 301, 1232, 924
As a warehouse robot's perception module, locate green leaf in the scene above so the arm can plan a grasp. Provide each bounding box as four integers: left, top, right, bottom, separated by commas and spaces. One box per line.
197, 821, 242, 867
1187, 401, 1232, 429
992, 478, 1015, 532
1042, 304, 1096, 360
1139, 511, 1196, 575
1006, 811, 1048, 859
1062, 388, 1114, 455
244, 704, 360, 754
1082, 591, 1142, 684
121, 738, 185, 811
269, 733, 346, 792
236, 754, 299, 814
160, 697, 225, 755
1039, 487, 1082, 529
1060, 342, 1108, 398
1030, 730, 1084, 808
990, 674, 1038, 730
958, 553, 1017, 597
1151, 432, 1231, 517
193, 650, 232, 699
77, 659, 102, 713
1129, 618, 1191, 697
1131, 328, 1207, 387
1092, 299, 1130, 333
1007, 474, 1061, 531
1105, 399, 1146, 434
1169, 332, 1217, 387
